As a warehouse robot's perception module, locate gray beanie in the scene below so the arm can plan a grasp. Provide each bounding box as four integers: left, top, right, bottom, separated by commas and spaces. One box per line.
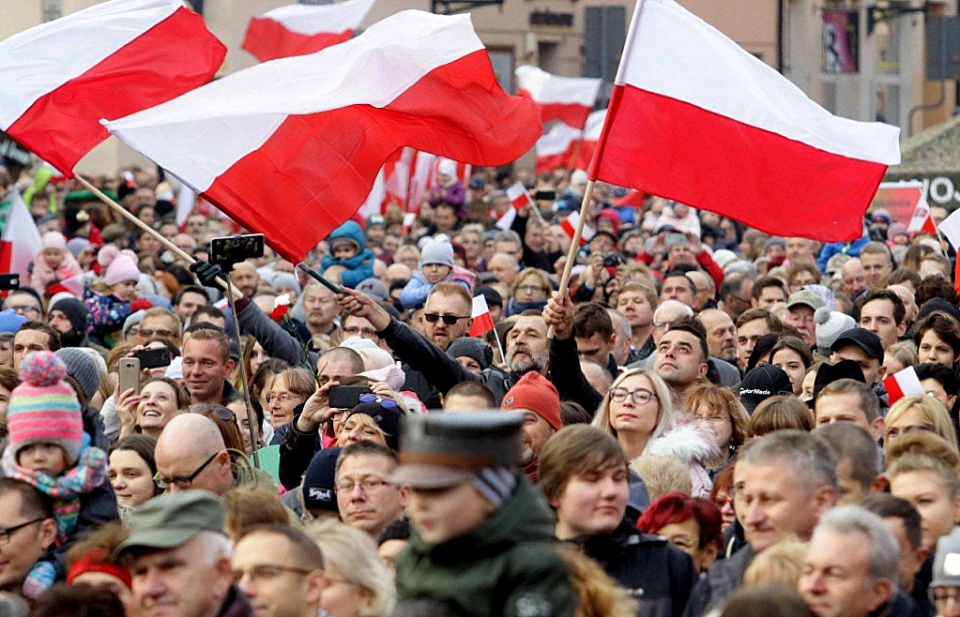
814, 306, 857, 352
270, 272, 301, 294
66, 237, 91, 258
55, 348, 100, 401
420, 237, 455, 268
122, 310, 146, 339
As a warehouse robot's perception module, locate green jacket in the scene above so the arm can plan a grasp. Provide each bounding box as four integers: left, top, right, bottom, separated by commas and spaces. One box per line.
395, 477, 576, 617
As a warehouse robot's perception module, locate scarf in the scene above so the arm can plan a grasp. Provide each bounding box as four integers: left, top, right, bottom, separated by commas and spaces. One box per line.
2, 445, 108, 543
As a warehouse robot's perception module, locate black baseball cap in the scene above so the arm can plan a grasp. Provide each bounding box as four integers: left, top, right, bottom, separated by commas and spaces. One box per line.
830, 327, 883, 361
739, 365, 793, 414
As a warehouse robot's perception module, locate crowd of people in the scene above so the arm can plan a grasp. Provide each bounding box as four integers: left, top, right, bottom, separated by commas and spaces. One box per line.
2, 160, 960, 617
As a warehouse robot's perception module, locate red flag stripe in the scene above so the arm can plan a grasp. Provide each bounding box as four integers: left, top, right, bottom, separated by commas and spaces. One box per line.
590, 85, 888, 242
883, 375, 906, 405
242, 18, 351, 63
5, 7, 224, 176
517, 91, 592, 130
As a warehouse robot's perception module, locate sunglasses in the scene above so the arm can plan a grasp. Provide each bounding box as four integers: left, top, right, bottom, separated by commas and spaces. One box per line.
358, 393, 398, 409
423, 313, 468, 325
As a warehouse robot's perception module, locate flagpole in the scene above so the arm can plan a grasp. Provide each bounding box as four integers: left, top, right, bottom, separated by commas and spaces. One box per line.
547, 179, 596, 339
491, 329, 507, 365
74, 175, 236, 294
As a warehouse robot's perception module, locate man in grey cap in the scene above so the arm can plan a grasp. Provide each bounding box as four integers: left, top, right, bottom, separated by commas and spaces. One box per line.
785, 289, 824, 349
115, 491, 253, 617
392, 412, 575, 617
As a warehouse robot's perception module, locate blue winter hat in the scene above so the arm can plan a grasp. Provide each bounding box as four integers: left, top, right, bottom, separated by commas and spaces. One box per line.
0, 309, 26, 334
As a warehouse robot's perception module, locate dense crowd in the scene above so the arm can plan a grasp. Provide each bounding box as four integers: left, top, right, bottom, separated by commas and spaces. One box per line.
1, 160, 960, 617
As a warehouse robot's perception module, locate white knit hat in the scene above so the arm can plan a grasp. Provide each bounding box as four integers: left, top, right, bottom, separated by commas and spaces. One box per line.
815, 307, 856, 351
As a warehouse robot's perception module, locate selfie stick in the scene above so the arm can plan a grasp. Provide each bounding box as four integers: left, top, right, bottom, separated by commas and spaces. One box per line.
297, 263, 343, 295
222, 271, 261, 469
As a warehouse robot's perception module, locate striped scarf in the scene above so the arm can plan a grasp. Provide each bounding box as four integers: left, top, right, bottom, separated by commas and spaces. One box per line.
2, 445, 108, 544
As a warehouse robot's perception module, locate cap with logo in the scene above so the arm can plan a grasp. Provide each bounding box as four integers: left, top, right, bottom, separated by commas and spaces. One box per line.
739, 364, 793, 414
113, 491, 225, 558
302, 447, 341, 513
390, 412, 523, 489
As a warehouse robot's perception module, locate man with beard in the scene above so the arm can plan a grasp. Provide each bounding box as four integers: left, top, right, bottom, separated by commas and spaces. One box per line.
338, 286, 545, 405
699, 309, 738, 366
46, 297, 91, 348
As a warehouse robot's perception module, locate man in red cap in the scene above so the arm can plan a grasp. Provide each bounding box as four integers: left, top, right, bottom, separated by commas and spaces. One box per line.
500, 372, 562, 481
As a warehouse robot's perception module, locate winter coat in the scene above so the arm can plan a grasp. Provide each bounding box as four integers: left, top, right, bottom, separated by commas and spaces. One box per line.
570, 519, 697, 617
83, 289, 133, 345
216, 586, 255, 617
398, 266, 473, 310
319, 221, 375, 289
394, 477, 576, 617
683, 544, 756, 617
30, 252, 83, 292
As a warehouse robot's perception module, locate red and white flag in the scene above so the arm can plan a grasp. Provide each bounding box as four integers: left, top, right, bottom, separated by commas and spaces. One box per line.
516, 65, 602, 130
939, 209, 960, 250
561, 210, 595, 246
0, 191, 43, 283
908, 198, 937, 236
575, 110, 606, 170
506, 182, 535, 211
468, 295, 494, 336
0, 0, 225, 176
494, 207, 517, 231
883, 366, 925, 406
242, 0, 377, 63
535, 122, 581, 175
105, 10, 541, 264
401, 212, 417, 237
588, 0, 900, 242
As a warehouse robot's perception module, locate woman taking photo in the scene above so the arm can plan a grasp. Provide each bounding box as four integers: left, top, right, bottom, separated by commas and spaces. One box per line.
116, 377, 190, 440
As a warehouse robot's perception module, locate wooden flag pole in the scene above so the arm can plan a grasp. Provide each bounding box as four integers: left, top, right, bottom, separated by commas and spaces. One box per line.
547, 179, 595, 339
75, 175, 235, 294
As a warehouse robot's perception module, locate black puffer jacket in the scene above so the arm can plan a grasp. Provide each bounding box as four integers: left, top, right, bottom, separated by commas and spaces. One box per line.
569, 519, 697, 617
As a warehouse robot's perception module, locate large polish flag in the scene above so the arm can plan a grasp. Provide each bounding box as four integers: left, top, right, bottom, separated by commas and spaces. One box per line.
0, 0, 225, 176
0, 191, 43, 282
242, 0, 377, 63
105, 11, 541, 264
516, 65, 602, 130
589, 0, 901, 242
574, 110, 606, 170
535, 123, 581, 175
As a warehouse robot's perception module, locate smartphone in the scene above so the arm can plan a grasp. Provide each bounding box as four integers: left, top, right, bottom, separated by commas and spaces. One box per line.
118, 358, 141, 396
0, 274, 20, 291
328, 385, 371, 409
134, 347, 171, 370
209, 234, 265, 268
534, 189, 557, 202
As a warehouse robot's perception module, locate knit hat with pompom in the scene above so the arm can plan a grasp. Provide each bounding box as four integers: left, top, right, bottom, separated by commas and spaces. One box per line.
104, 249, 141, 287
7, 351, 83, 466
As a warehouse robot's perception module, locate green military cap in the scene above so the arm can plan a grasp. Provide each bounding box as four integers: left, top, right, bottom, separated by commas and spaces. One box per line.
114, 491, 225, 558
63, 189, 117, 204
390, 412, 523, 489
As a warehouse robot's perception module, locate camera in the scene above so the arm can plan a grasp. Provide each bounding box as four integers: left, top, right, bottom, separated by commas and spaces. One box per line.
0, 274, 20, 291
602, 253, 625, 268
209, 234, 265, 269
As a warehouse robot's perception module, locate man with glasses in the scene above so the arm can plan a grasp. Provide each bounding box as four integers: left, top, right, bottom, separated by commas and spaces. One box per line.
154, 414, 235, 497
334, 441, 407, 540
13, 321, 60, 368
232, 524, 326, 617
0, 478, 58, 597
2, 290, 44, 322
115, 491, 254, 617
139, 308, 182, 346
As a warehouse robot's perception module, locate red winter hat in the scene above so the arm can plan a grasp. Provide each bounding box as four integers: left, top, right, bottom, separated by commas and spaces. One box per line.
501, 372, 562, 430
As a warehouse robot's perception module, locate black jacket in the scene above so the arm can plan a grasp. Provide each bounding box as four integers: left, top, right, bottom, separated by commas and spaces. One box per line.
278, 404, 320, 490
549, 336, 603, 414
683, 544, 756, 617
570, 520, 697, 617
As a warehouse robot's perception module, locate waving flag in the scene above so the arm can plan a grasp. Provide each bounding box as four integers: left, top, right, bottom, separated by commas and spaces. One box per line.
588, 0, 900, 242
469, 295, 495, 336
0, 0, 225, 176
535, 123, 581, 175
576, 110, 607, 170
105, 10, 541, 264
516, 65, 602, 130
908, 198, 937, 236
242, 0, 377, 63
883, 367, 925, 405
0, 191, 43, 282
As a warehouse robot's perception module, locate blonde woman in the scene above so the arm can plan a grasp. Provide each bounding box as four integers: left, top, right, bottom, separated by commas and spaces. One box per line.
883, 395, 959, 458
506, 267, 553, 317
307, 518, 396, 617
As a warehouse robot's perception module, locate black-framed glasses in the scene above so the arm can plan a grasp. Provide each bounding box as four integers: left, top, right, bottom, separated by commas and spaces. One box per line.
140, 328, 175, 338
609, 388, 655, 405
0, 518, 44, 545
154, 452, 219, 490
233, 564, 315, 585
358, 393, 398, 409
423, 313, 468, 325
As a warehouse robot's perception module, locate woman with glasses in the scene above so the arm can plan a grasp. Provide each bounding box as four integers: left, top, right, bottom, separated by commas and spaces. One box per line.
266, 367, 316, 443
637, 491, 724, 572
108, 435, 159, 516
883, 395, 959, 459
592, 368, 719, 497
115, 377, 189, 440
506, 267, 552, 317
307, 518, 396, 617
337, 397, 403, 452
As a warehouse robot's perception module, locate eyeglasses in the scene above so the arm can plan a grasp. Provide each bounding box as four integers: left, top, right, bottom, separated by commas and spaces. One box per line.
233, 564, 315, 585
609, 388, 655, 405
335, 477, 390, 493
7, 305, 40, 315
140, 328, 175, 338
265, 392, 302, 406
423, 313, 469, 325
0, 518, 44, 545
154, 452, 219, 490
341, 326, 379, 338
358, 393, 398, 409
930, 588, 960, 604
516, 285, 547, 294
126, 327, 141, 337
188, 404, 235, 421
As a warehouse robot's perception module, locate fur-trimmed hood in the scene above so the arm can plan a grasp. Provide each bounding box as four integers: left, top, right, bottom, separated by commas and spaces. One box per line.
645, 413, 720, 464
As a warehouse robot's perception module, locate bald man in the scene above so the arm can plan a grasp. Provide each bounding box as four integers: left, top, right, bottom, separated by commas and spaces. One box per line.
154, 415, 235, 496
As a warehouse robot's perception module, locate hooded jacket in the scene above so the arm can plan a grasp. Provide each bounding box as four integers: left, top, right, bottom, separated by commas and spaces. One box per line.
394, 477, 575, 617
320, 221, 375, 289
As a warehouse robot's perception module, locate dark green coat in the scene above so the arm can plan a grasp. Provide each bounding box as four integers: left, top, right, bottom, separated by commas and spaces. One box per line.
394, 477, 576, 617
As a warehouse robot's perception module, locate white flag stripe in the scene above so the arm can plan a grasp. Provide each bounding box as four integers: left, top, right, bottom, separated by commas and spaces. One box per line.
495, 207, 517, 231
471, 294, 489, 318
1, 191, 43, 280
257, 0, 376, 35
505, 182, 528, 202
618, 0, 899, 165
104, 11, 485, 193
583, 110, 607, 140
939, 209, 960, 250
536, 123, 581, 157
515, 65, 602, 106
0, 0, 180, 127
